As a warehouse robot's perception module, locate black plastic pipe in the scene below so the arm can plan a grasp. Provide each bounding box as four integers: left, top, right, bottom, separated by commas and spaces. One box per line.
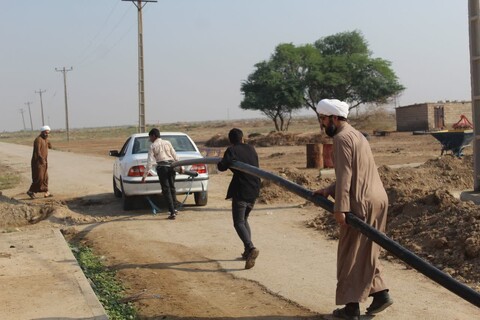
172, 157, 480, 308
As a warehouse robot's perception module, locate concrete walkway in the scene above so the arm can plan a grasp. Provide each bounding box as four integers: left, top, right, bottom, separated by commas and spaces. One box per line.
0, 228, 108, 320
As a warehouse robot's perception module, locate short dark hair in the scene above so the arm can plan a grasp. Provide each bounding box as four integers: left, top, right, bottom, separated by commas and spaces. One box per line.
148, 128, 160, 138
228, 128, 243, 144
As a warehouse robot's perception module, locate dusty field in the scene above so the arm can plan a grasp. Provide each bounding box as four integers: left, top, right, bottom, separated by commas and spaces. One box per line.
1, 116, 479, 318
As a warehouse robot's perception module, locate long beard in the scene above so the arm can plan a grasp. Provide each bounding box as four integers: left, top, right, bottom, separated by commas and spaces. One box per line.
325, 120, 337, 137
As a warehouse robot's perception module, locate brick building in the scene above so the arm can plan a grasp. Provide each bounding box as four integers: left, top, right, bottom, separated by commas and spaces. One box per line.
395, 101, 472, 132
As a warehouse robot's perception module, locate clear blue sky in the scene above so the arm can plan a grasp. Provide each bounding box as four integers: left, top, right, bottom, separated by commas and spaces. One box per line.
0, 0, 471, 132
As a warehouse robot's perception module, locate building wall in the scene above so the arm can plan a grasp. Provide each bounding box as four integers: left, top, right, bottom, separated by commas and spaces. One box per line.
396, 104, 429, 131
442, 102, 472, 128
396, 101, 472, 132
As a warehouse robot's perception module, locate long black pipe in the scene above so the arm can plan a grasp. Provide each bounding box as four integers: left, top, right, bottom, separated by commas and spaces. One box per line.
172, 157, 480, 308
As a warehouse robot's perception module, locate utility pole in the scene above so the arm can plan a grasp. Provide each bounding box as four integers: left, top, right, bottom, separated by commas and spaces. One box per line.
123, 0, 157, 133
55, 67, 73, 141
25, 101, 33, 131
35, 89, 46, 126
469, 0, 480, 191
19, 108, 26, 131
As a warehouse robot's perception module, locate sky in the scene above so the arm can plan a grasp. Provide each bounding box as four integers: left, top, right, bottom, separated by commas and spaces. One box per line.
0, 0, 472, 132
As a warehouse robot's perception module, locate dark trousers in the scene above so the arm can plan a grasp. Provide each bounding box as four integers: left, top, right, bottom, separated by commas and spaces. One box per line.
156, 165, 178, 215
232, 198, 255, 251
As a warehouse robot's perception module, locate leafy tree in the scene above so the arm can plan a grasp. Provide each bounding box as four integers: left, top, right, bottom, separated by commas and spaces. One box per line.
305, 30, 405, 115
240, 44, 305, 131
242, 31, 404, 127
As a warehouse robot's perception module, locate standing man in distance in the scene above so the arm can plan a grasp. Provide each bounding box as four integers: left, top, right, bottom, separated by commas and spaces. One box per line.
314, 99, 393, 320
141, 128, 182, 220
27, 125, 52, 199
217, 128, 261, 269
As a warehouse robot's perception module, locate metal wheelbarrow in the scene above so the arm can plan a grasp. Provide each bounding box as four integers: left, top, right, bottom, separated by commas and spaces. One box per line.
430, 129, 474, 157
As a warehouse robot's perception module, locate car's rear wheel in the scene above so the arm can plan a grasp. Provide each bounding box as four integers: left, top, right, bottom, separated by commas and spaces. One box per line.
120, 179, 134, 210
194, 191, 208, 206
113, 177, 122, 198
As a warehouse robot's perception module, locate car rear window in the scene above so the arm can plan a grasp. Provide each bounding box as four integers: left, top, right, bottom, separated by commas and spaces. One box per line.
132, 137, 150, 154
132, 135, 196, 154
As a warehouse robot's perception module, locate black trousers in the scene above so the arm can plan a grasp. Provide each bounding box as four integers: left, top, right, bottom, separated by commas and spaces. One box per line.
156, 165, 178, 215
232, 198, 255, 251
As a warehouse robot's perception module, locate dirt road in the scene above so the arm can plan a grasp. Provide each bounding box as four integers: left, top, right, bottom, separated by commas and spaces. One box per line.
0, 141, 479, 319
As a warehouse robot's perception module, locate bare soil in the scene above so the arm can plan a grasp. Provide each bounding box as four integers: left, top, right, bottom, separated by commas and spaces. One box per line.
1, 119, 479, 319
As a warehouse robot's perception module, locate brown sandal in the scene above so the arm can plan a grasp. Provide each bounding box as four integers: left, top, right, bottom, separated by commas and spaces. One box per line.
44, 192, 53, 198
27, 191, 35, 199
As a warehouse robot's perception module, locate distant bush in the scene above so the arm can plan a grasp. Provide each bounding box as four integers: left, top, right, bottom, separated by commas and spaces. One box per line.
349, 108, 396, 132
205, 134, 230, 147
248, 132, 262, 138
249, 132, 330, 147
205, 131, 334, 147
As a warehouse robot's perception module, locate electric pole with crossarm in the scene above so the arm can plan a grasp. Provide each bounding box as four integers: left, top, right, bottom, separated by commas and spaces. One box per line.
35, 89, 46, 126
122, 0, 157, 133
55, 67, 73, 141
25, 101, 33, 131
19, 108, 26, 131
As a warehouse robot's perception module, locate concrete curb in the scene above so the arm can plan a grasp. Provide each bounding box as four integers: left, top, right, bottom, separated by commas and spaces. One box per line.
0, 228, 108, 320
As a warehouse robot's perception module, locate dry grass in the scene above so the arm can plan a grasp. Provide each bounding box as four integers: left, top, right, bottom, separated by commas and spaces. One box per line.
0, 164, 20, 191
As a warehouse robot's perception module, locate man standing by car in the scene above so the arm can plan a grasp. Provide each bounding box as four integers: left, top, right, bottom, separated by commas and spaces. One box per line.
27, 125, 52, 199
141, 128, 182, 220
217, 128, 261, 269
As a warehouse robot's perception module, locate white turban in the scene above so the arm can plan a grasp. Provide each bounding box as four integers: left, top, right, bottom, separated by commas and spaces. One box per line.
316, 99, 349, 118
40, 125, 51, 132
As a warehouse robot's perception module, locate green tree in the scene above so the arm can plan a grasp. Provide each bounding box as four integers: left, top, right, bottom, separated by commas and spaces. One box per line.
241, 31, 404, 127
240, 44, 305, 131
305, 30, 405, 115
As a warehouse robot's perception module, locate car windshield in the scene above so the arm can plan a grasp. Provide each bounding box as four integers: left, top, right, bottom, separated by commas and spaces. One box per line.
132, 136, 197, 154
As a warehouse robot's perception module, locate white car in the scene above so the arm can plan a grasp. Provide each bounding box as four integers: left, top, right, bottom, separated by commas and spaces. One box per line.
109, 132, 209, 210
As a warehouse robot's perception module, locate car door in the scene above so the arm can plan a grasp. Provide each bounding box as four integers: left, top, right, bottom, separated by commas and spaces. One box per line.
115, 137, 131, 179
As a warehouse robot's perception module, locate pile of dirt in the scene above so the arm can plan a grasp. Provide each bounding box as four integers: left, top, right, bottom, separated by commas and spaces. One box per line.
0, 195, 57, 228
380, 155, 473, 201
308, 155, 480, 290
258, 167, 333, 204
0, 195, 108, 230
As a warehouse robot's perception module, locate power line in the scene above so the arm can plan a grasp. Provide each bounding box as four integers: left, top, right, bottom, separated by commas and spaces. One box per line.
77, 5, 131, 67
76, 1, 120, 64
55, 67, 73, 141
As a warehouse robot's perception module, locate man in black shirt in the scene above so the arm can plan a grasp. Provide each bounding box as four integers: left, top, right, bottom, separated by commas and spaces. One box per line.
217, 128, 261, 269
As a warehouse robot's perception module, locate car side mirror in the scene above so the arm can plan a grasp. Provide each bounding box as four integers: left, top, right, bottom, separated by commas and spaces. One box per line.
109, 150, 120, 157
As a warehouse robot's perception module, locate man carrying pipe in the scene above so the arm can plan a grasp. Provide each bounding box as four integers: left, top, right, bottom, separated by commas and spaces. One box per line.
217, 128, 261, 270
314, 99, 392, 319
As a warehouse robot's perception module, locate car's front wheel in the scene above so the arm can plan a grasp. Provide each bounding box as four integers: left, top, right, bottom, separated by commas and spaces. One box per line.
113, 177, 122, 198
194, 191, 208, 206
